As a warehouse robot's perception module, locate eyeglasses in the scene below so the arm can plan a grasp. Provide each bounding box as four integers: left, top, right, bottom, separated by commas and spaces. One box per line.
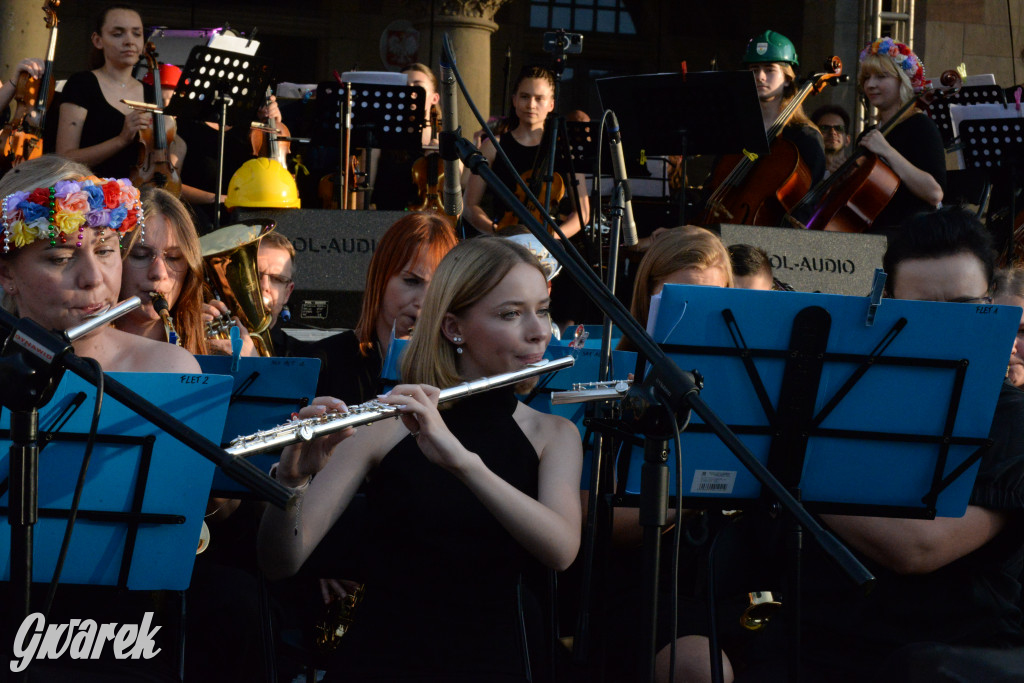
947, 295, 993, 304
259, 271, 293, 287
126, 248, 188, 273
819, 124, 846, 134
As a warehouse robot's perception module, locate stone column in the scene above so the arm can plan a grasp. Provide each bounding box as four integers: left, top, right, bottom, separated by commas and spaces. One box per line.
0, 0, 51, 90
413, 0, 512, 135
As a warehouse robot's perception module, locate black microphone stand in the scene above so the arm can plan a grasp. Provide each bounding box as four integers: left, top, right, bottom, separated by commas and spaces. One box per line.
1, 304, 294, 681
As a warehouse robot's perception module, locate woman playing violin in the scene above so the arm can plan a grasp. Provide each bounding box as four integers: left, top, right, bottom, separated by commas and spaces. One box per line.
856, 38, 945, 232
54, 5, 150, 180
464, 65, 589, 239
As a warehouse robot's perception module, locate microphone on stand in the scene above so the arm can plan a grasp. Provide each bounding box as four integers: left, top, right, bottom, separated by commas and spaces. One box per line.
439, 36, 463, 217
607, 111, 638, 246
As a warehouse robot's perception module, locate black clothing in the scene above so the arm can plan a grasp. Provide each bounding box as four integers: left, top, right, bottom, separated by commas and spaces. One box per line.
870, 111, 947, 232
59, 71, 138, 179
371, 149, 422, 210
782, 123, 826, 187
175, 119, 255, 233
325, 387, 541, 681
284, 329, 383, 404
489, 130, 572, 225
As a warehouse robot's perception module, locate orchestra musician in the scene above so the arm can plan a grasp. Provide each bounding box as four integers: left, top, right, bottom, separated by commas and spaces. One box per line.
618, 227, 734, 352
854, 37, 945, 232
371, 63, 443, 212
298, 211, 458, 403
54, 5, 151, 180
259, 236, 583, 682
463, 65, 590, 239
743, 30, 826, 186
0, 155, 195, 376
113, 186, 208, 354
811, 104, 852, 175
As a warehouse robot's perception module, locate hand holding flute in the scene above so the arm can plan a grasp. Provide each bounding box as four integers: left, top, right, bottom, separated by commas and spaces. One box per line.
276, 397, 356, 488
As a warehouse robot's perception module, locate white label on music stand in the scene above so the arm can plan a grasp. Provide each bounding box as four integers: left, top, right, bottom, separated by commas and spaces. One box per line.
691, 470, 737, 494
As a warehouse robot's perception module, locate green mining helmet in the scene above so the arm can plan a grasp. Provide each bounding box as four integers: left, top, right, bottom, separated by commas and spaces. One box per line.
742, 30, 799, 67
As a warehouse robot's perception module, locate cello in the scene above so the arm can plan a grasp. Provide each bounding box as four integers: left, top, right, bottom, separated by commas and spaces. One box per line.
786, 69, 962, 233
0, 0, 60, 172
129, 42, 182, 196
699, 57, 845, 226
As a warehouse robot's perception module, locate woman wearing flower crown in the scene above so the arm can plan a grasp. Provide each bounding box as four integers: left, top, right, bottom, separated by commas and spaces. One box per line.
0, 155, 198, 374
856, 37, 946, 231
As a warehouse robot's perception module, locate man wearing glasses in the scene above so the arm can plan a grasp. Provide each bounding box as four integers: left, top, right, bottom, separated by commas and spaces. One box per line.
811, 104, 852, 175
258, 231, 296, 331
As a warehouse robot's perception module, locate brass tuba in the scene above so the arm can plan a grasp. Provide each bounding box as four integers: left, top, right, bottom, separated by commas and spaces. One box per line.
199, 219, 277, 357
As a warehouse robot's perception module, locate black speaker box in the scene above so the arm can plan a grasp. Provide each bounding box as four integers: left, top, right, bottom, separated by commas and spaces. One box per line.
236, 208, 408, 329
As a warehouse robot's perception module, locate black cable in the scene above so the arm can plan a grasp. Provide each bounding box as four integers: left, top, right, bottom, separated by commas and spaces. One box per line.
43, 358, 103, 618
659, 391, 690, 683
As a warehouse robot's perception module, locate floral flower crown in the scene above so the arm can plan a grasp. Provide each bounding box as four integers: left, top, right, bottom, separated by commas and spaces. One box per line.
1, 176, 144, 254
859, 37, 927, 92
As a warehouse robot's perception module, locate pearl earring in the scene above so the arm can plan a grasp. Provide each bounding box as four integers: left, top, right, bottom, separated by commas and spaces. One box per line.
456, 347, 463, 355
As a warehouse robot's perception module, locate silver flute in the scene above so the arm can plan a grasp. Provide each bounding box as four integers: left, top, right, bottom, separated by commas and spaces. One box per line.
225, 355, 576, 456
550, 379, 632, 405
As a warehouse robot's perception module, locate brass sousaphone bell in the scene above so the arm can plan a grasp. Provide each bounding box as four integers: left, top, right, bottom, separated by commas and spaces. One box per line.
199, 219, 277, 356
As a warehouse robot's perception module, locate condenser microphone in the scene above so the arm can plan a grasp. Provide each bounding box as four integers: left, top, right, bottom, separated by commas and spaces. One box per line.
607, 111, 638, 246
439, 36, 463, 217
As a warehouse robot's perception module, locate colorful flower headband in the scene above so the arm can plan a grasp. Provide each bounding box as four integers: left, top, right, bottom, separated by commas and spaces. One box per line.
1, 176, 144, 254
859, 37, 927, 92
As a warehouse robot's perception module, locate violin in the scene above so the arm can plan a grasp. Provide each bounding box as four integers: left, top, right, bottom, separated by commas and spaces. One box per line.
129, 42, 182, 196
496, 168, 566, 231
0, 0, 60, 172
318, 155, 364, 209
251, 86, 291, 171
409, 105, 448, 215
787, 69, 962, 233
699, 57, 845, 226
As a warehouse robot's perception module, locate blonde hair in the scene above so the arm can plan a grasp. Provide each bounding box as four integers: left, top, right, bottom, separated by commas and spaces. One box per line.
119, 187, 208, 354
0, 155, 94, 312
993, 267, 1024, 301
399, 237, 545, 388
260, 231, 297, 277
622, 227, 733, 350
858, 53, 915, 109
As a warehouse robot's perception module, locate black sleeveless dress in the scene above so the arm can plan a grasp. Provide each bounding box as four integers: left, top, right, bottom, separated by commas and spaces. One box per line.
325, 387, 541, 682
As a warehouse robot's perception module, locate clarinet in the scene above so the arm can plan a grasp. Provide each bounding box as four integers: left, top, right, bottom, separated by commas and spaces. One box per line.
225, 355, 575, 456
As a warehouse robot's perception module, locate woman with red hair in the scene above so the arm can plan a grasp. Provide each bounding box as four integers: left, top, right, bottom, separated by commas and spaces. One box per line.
303, 211, 459, 402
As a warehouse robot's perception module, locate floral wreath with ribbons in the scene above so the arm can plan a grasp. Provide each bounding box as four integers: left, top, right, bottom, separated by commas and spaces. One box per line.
1, 176, 144, 254
859, 37, 927, 92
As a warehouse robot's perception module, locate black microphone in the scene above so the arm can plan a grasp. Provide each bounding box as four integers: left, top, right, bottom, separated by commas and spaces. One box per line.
607, 111, 638, 246
439, 36, 463, 217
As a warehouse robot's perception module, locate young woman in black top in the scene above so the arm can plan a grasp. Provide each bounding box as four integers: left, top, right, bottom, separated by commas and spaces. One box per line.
857, 37, 945, 231
55, 5, 150, 179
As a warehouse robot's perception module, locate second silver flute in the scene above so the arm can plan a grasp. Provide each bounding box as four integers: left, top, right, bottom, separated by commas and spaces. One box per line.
226, 355, 576, 456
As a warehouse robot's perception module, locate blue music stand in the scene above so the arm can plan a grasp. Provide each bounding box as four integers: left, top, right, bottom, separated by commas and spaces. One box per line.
625, 284, 1015, 518
0, 372, 232, 590
197, 355, 320, 496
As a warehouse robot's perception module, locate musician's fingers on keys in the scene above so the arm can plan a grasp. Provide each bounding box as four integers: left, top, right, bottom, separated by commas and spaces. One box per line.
378, 384, 468, 469
202, 299, 228, 322
277, 397, 357, 480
